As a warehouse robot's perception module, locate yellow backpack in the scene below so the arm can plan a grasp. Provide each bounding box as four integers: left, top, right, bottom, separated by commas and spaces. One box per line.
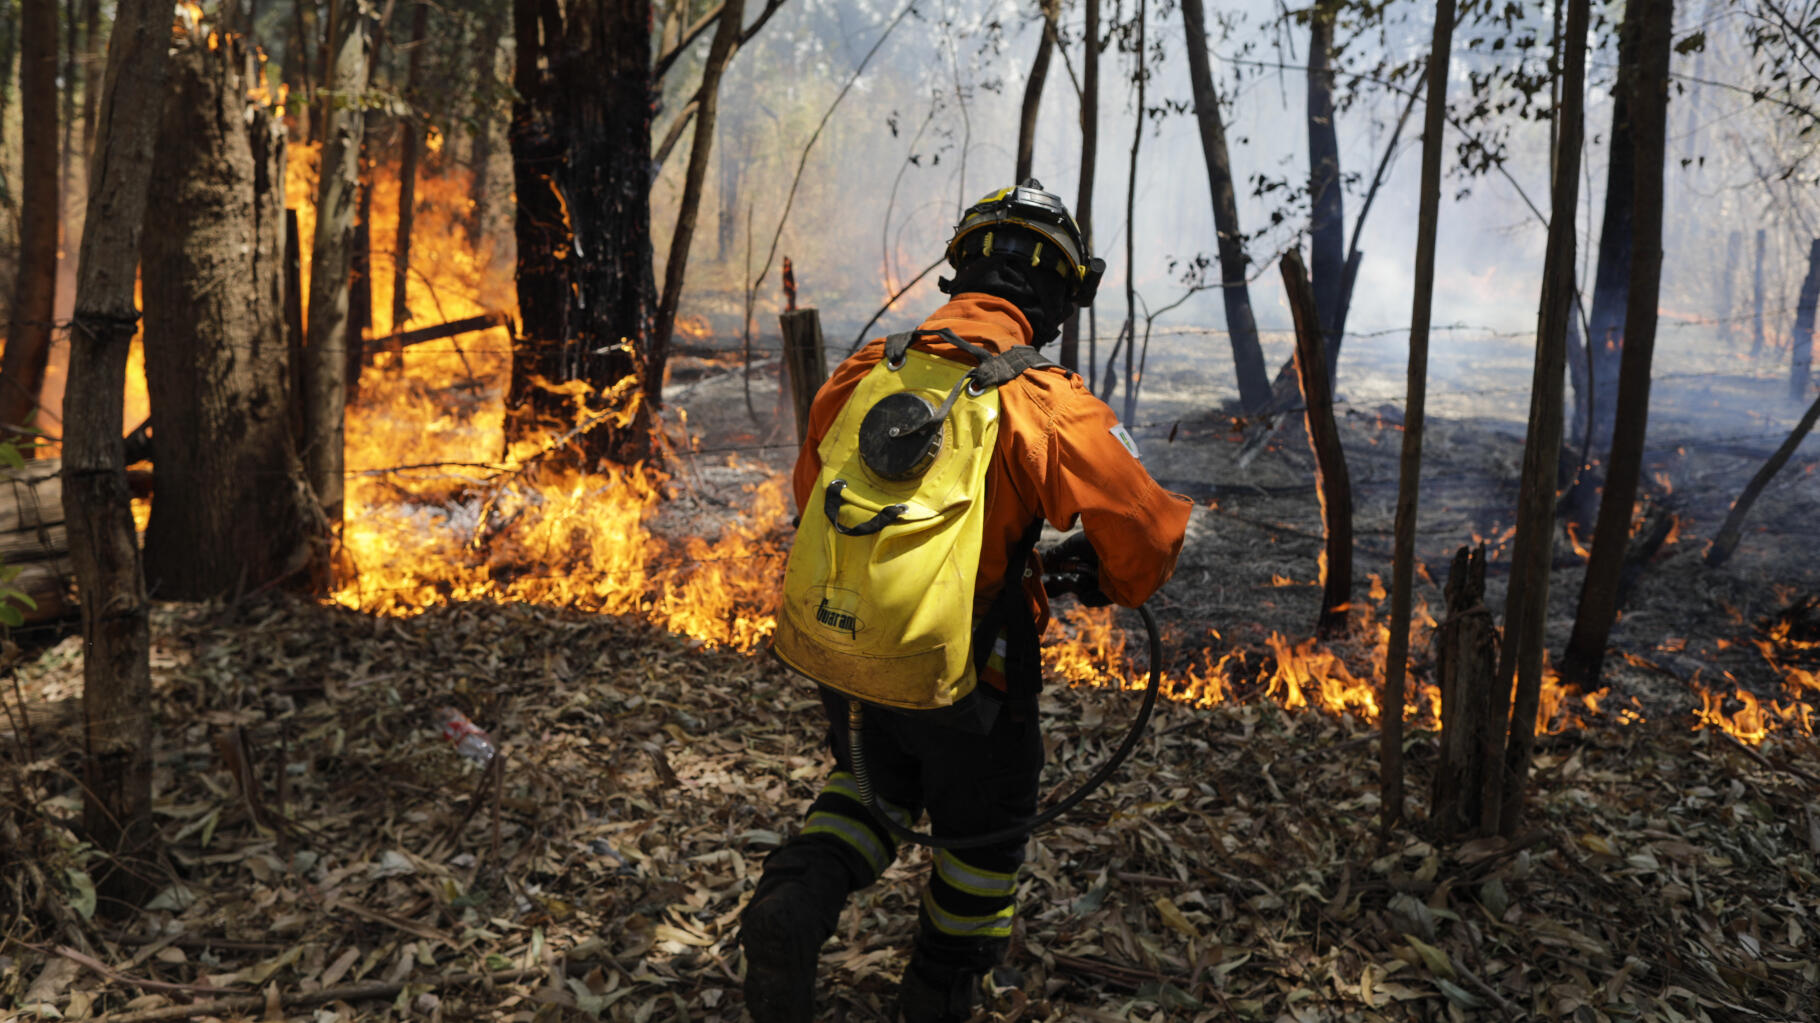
773, 328, 1054, 711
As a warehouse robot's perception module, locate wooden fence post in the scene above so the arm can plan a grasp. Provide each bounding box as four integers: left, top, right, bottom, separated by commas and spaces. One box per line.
1431, 544, 1498, 842
780, 308, 827, 446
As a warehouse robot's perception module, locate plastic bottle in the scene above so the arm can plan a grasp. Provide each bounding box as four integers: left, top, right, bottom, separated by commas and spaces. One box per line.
436, 707, 496, 766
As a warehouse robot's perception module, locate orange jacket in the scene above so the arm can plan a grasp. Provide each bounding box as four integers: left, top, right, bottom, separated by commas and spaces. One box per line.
793, 294, 1193, 637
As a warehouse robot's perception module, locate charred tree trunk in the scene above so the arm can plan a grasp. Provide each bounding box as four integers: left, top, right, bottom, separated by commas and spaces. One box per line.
1557, 0, 1673, 698
1430, 545, 1498, 843
1281, 249, 1353, 636
1306, 0, 1345, 381
142, 36, 321, 601
1789, 239, 1818, 401
1485, 0, 1588, 838
391, 0, 431, 338
1381, 0, 1453, 834
1059, 0, 1098, 376
1564, 5, 1643, 524
1181, 0, 1270, 413
507, 0, 656, 465
652, 0, 745, 403
63, 0, 170, 906
0, 0, 59, 448
346, 169, 373, 398
1014, 0, 1058, 184
304, 0, 372, 526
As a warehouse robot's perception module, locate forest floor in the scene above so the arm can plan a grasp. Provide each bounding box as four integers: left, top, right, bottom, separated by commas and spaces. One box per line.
4, 349, 1820, 1022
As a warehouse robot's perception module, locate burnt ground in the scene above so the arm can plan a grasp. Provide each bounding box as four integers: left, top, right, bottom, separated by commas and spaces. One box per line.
3, 343, 1818, 1022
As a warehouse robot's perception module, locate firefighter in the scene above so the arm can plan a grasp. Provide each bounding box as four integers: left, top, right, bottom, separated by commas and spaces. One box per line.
742, 181, 1193, 1022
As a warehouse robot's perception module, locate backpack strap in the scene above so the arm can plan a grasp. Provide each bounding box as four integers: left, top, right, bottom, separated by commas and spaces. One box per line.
884, 327, 997, 366
968, 345, 1055, 389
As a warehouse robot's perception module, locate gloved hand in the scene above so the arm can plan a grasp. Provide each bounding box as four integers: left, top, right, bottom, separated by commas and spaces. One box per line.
1040, 533, 1111, 607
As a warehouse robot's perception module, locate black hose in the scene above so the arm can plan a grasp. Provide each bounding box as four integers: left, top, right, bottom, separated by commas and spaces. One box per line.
847, 603, 1163, 850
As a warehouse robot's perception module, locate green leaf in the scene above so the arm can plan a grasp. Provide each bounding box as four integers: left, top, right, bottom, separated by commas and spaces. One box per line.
0, 605, 21, 627
1405, 934, 1456, 978
0, 443, 23, 470
65, 867, 97, 920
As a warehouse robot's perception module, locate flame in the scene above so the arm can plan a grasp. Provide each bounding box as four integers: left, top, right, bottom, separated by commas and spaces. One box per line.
1566, 521, 1591, 560
280, 152, 1818, 751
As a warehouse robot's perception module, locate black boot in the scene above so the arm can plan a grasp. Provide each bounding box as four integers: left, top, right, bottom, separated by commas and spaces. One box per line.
740, 845, 853, 1023
895, 955, 984, 1023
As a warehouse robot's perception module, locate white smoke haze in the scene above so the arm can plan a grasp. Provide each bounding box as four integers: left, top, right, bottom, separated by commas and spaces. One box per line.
653, 0, 1818, 445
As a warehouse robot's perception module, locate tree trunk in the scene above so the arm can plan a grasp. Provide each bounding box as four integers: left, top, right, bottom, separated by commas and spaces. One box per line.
464, 2, 502, 245
716, 106, 741, 262
1306, 0, 1345, 381
0, 0, 58, 447
1485, 0, 1588, 838
289, 0, 316, 142
1430, 545, 1498, 843
1705, 389, 1820, 568
1059, 0, 1098, 376
1119, 0, 1145, 424
1720, 230, 1739, 348
142, 35, 322, 601
506, 0, 656, 465
1752, 228, 1766, 356
1014, 0, 1058, 185
0, 0, 16, 135
304, 0, 371, 525
652, 0, 745, 404
1281, 249, 1353, 637
1556, 0, 1673, 699
1789, 239, 1818, 401
1564, 4, 1644, 523
78, 0, 98, 157
346, 170, 372, 399
60, 0, 76, 264
63, 0, 170, 907
1381, 0, 1453, 834
1180, 0, 1271, 413
391, 0, 431, 338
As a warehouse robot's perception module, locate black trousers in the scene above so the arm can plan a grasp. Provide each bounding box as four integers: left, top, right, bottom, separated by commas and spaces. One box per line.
758, 686, 1044, 973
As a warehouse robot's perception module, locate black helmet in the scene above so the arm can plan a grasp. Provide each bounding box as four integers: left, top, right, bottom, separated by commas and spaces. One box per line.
945, 179, 1106, 307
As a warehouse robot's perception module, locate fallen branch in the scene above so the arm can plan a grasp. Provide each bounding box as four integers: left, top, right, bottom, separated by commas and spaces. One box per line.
395, 310, 509, 349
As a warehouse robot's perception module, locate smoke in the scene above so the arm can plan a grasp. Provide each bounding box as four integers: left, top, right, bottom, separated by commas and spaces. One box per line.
655, 0, 1817, 441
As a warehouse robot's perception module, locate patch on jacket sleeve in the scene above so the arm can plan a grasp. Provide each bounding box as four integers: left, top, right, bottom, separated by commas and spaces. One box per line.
1110, 423, 1141, 460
